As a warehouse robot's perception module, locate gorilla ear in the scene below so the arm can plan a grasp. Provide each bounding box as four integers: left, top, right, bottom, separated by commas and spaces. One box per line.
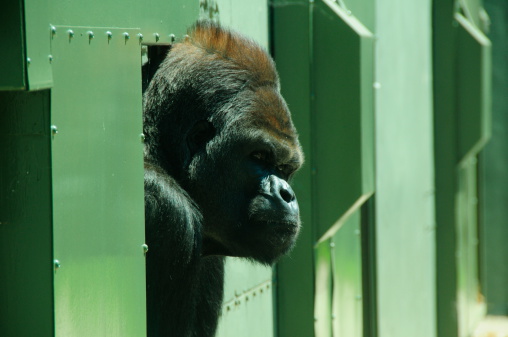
187, 120, 216, 156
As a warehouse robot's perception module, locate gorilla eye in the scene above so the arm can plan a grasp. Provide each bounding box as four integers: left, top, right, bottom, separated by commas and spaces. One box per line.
251, 151, 270, 163
276, 164, 293, 179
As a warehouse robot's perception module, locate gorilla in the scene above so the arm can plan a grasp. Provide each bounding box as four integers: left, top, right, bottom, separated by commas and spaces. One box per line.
143, 20, 303, 337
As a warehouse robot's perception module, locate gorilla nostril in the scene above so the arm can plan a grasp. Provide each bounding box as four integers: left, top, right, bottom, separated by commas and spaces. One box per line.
279, 186, 295, 203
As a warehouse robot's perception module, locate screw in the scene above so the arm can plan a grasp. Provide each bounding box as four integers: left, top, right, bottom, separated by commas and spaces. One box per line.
169, 34, 176, 43
51, 125, 58, 135
154, 33, 160, 42
142, 244, 149, 256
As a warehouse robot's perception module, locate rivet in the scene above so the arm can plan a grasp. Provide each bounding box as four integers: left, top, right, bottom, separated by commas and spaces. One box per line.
142, 244, 149, 256
332, 314, 336, 319
330, 242, 335, 248
123, 32, 130, 40
169, 34, 176, 43
138, 33, 144, 42
106, 31, 113, 40
68, 29, 74, 38
48, 55, 53, 63
51, 125, 58, 135
50, 25, 56, 36
26, 57, 31, 65
140, 133, 145, 142
356, 295, 362, 301
154, 33, 160, 42
347, 10, 352, 15
373, 82, 381, 89
54, 259, 61, 271
355, 229, 361, 236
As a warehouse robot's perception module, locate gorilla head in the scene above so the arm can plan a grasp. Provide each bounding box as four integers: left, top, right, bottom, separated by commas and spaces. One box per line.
143, 21, 303, 265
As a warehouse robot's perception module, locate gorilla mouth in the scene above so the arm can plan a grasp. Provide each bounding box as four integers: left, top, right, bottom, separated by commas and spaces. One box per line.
266, 221, 300, 235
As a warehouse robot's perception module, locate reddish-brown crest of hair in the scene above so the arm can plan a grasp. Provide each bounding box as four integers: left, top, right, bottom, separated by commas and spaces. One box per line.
187, 21, 278, 86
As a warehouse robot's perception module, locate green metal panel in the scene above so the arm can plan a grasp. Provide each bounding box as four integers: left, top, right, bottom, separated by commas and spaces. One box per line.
312, 0, 374, 242
455, 13, 492, 162
24, 0, 54, 90
454, 11, 491, 337
216, 259, 274, 337
481, 0, 508, 316
375, 1, 436, 337
50, 26, 146, 336
0, 90, 54, 336
314, 210, 362, 337
273, 1, 374, 336
433, 1, 461, 336
456, 158, 485, 337
14, 0, 198, 90
434, 2, 492, 337
0, 0, 26, 90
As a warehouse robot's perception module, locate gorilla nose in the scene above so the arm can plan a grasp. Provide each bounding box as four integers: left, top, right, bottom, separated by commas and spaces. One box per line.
279, 181, 296, 203
270, 175, 296, 204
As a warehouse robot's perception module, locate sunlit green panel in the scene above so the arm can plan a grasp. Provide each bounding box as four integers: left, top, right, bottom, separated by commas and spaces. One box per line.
314, 240, 333, 337
456, 158, 486, 337
312, 0, 374, 241
331, 210, 362, 337
50, 26, 145, 336
340, 0, 375, 32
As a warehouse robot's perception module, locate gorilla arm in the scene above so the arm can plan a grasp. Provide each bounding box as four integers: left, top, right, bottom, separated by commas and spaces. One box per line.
144, 163, 223, 337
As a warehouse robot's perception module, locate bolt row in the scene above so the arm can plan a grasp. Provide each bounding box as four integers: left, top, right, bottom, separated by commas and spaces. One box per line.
50, 25, 176, 44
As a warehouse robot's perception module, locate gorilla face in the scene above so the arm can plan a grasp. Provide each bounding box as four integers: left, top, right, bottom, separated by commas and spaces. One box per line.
184, 91, 303, 265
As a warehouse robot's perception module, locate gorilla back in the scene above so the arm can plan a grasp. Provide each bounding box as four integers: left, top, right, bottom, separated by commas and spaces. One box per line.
143, 20, 303, 337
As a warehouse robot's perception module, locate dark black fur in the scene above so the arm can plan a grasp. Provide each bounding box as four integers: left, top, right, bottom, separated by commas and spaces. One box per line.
143, 21, 303, 337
